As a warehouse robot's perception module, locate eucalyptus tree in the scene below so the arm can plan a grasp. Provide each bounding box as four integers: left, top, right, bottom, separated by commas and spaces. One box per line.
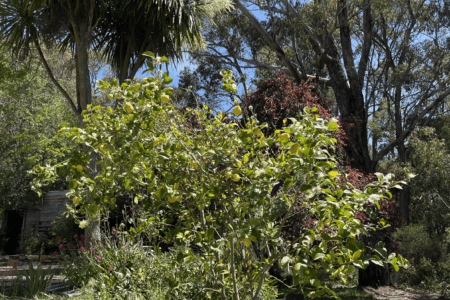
194, 0, 450, 174
189, 0, 450, 210
176, 10, 331, 110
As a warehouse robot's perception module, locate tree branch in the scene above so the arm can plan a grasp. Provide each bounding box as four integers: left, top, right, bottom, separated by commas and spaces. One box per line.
372, 87, 450, 168
33, 38, 80, 120
357, 0, 373, 85
234, 0, 304, 84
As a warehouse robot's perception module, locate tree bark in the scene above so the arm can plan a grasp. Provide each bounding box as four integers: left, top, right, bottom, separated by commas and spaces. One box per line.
69, 0, 100, 244
75, 40, 92, 113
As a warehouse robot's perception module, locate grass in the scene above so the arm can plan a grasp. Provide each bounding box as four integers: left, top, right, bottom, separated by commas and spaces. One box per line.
334, 287, 375, 299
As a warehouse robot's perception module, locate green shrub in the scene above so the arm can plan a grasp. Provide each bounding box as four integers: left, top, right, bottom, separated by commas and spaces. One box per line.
61, 223, 278, 300
396, 227, 450, 297
34, 55, 409, 299
400, 256, 450, 296
51, 214, 84, 248
393, 224, 442, 264
18, 225, 41, 255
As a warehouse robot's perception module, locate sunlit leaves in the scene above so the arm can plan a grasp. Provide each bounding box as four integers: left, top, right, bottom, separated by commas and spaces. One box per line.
33, 64, 409, 298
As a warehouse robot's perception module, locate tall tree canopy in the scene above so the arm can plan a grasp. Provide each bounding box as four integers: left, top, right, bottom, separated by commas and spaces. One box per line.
186, 0, 450, 172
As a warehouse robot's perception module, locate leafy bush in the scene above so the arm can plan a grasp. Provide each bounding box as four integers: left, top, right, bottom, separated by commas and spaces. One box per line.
392, 224, 442, 264
34, 54, 408, 299
407, 127, 450, 236
60, 222, 278, 300
18, 225, 41, 255
50, 214, 84, 250
399, 256, 450, 296
396, 227, 450, 297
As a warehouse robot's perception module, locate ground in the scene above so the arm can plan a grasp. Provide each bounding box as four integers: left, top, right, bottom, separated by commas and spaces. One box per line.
361, 286, 447, 300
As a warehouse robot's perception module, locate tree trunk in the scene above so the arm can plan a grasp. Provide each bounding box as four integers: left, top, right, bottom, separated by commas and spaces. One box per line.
71, 3, 99, 245
85, 151, 101, 245
75, 39, 92, 113
398, 187, 410, 225
323, 35, 371, 173
394, 86, 410, 225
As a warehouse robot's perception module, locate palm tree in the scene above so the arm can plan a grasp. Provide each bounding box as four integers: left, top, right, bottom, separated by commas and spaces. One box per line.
0, 0, 230, 116
95, 0, 206, 84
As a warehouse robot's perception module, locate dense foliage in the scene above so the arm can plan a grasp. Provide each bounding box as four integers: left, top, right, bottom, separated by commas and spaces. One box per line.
0, 48, 76, 209
34, 56, 407, 299
385, 122, 450, 295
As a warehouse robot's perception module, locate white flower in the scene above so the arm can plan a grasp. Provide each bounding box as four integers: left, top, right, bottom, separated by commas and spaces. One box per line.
79, 220, 89, 229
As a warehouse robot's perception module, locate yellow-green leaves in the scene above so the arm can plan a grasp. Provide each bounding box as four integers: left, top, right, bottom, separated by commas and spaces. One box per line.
72, 197, 80, 205
38, 63, 410, 299
352, 250, 361, 260
233, 106, 242, 116
327, 121, 339, 131
328, 170, 339, 177
280, 132, 290, 142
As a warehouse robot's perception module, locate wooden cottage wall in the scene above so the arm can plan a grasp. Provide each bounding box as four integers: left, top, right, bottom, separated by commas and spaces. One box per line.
23, 209, 40, 234
38, 191, 69, 234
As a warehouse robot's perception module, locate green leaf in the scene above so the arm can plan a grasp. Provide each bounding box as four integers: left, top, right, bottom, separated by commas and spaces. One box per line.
313, 253, 325, 260
352, 250, 361, 260
280, 256, 290, 268
319, 240, 327, 253
205, 228, 214, 242
300, 184, 312, 191
328, 170, 338, 177
392, 262, 399, 272
249, 218, 260, 226
162, 77, 173, 84
305, 190, 315, 199
327, 122, 339, 131
143, 51, 155, 59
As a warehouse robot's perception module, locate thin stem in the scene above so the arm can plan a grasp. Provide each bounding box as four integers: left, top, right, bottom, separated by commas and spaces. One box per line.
230, 235, 240, 300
